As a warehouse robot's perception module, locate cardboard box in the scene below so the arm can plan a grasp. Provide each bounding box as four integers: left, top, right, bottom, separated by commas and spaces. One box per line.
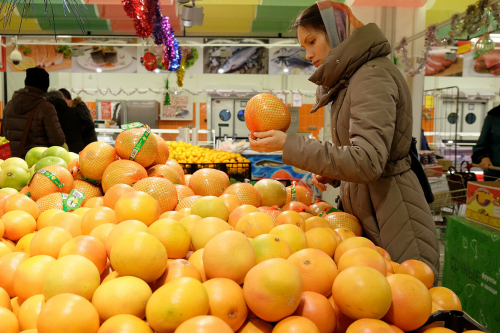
437, 158, 453, 172
424, 165, 443, 177
443, 216, 500, 333
466, 181, 500, 229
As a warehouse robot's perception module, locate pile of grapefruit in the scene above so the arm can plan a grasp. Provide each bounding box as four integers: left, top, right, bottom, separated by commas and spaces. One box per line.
0, 134, 462, 333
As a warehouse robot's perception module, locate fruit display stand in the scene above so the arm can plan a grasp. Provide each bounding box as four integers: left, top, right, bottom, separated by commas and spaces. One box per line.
243, 150, 310, 181
442, 216, 500, 332
180, 162, 251, 181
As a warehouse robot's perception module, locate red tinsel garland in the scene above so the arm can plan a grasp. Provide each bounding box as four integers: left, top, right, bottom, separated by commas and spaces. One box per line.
124, 0, 156, 39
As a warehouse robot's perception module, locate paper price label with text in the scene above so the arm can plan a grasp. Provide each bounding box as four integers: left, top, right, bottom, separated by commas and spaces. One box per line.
292, 93, 302, 107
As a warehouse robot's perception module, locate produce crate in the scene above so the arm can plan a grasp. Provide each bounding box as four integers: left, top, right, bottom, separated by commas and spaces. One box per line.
0, 142, 11, 159
180, 162, 251, 181
409, 310, 490, 333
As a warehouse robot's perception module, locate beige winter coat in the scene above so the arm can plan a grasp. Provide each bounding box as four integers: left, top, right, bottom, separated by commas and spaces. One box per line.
283, 23, 440, 283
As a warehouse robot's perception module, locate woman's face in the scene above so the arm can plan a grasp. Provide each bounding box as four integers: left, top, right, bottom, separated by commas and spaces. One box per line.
297, 25, 332, 68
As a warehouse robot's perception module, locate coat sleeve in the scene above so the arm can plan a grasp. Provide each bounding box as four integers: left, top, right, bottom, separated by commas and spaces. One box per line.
472, 115, 492, 164
283, 65, 398, 184
42, 103, 66, 146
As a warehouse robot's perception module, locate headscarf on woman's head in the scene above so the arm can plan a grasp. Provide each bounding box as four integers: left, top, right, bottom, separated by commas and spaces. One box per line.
315, 1, 364, 48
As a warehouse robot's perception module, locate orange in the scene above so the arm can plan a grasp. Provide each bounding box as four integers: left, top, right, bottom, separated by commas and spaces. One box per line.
148, 165, 183, 185
58, 235, 107, 274
14, 255, 55, 302
89, 223, 115, 246
258, 206, 282, 221
51, 212, 83, 237
68, 157, 79, 177
222, 183, 262, 207
165, 159, 185, 179
73, 180, 103, 206
284, 185, 312, 206
333, 237, 377, 264
72, 207, 90, 217
43, 255, 100, 301
79, 141, 116, 181
383, 274, 432, 331
81, 206, 118, 235
432, 301, 444, 313
281, 201, 311, 213
422, 328, 456, 333
149, 219, 191, 259
305, 216, 331, 231
1, 238, 16, 251
30, 226, 73, 258
0, 286, 11, 310
390, 324, 405, 333
203, 230, 256, 284
115, 191, 160, 226
17, 294, 45, 331
386, 260, 394, 275
251, 234, 293, 263
0, 219, 3, 238
29, 165, 74, 201
101, 160, 148, 193
245, 93, 291, 135
191, 217, 232, 250
4, 194, 39, 219
188, 249, 207, 282
429, 287, 462, 311
395, 259, 435, 289
191, 196, 230, 221
110, 232, 168, 283
228, 204, 259, 228
0, 252, 29, 297
335, 228, 357, 241
391, 261, 400, 271
309, 201, 333, 216
179, 214, 203, 233
0, 242, 10, 259
288, 248, 338, 297
19, 186, 30, 195
92, 275, 152, 322
376, 246, 391, 262
338, 247, 387, 275
133, 177, 178, 213
175, 185, 195, 202
101, 271, 120, 284
156, 259, 202, 288
15, 232, 35, 255
276, 210, 306, 231
152, 133, 170, 165
236, 319, 273, 333
269, 224, 307, 253
332, 266, 392, 320
305, 227, 338, 257
0, 307, 19, 333
37, 293, 100, 333
219, 194, 242, 215
203, 278, 248, 331
105, 220, 150, 257
1, 211, 36, 241
273, 316, 320, 333
36, 193, 64, 213
329, 296, 355, 333
115, 127, 158, 167
10, 297, 21, 316
146, 277, 209, 333
189, 169, 230, 197
185, 174, 192, 184
103, 184, 135, 209
235, 212, 276, 238
325, 213, 363, 236
299, 212, 314, 220
243, 258, 303, 322
83, 197, 104, 208
160, 211, 185, 221
294, 291, 336, 333
97, 314, 153, 333
175, 315, 233, 333
36, 208, 63, 230
346, 319, 395, 333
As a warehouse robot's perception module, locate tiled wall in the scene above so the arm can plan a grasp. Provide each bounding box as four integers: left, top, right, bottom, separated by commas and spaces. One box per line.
297, 104, 325, 139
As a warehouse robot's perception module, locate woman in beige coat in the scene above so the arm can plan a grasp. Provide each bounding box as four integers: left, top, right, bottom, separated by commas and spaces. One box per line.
250, 1, 440, 283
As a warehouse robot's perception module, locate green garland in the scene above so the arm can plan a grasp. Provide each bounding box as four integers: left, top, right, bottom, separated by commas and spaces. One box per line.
164, 79, 171, 106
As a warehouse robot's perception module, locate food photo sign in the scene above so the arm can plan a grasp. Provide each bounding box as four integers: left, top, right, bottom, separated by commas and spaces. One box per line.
161, 94, 193, 121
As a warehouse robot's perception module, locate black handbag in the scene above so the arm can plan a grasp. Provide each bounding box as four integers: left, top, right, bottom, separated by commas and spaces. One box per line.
446, 161, 477, 204
409, 137, 435, 204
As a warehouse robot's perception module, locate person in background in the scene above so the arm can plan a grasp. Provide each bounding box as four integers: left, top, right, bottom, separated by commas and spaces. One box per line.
59, 88, 97, 147
472, 105, 500, 181
3, 68, 65, 156
46, 91, 84, 154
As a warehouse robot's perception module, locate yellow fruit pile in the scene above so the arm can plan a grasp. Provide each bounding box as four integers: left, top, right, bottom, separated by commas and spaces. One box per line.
167, 142, 249, 164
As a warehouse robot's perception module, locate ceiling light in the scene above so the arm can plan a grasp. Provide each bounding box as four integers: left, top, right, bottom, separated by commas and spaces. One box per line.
154, 68, 160, 73
283, 68, 289, 73
218, 68, 224, 74
96, 68, 102, 73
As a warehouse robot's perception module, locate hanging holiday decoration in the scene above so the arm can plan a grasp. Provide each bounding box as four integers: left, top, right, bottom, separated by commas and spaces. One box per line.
168, 39, 183, 72
164, 79, 171, 106
177, 52, 187, 87
141, 52, 158, 72
396, 25, 440, 77
491, 3, 500, 25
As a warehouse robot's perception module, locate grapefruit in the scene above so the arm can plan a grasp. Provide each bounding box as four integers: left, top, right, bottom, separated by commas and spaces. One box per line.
73, 180, 102, 206
191, 217, 232, 250
189, 169, 230, 197
395, 259, 435, 289
81, 206, 118, 235
305, 227, 338, 257
305, 216, 331, 231
13, 255, 55, 302
258, 206, 282, 221
222, 183, 262, 207
235, 212, 276, 238
175, 315, 233, 333
115, 127, 158, 167
98, 314, 153, 333
148, 164, 183, 185
4, 194, 40, 219
105, 220, 150, 257
244, 93, 291, 135
0, 252, 29, 297
114, 191, 161, 226
151, 133, 170, 166
36, 193, 64, 213
254, 179, 287, 207
165, 159, 185, 179
101, 160, 147, 193
103, 184, 135, 209
333, 237, 377, 264
228, 204, 259, 228
29, 165, 74, 201
284, 185, 312, 206
175, 195, 202, 211
325, 212, 363, 236
346, 319, 395, 333
269, 224, 307, 253
156, 259, 202, 287
79, 142, 116, 181
191, 196, 229, 221
309, 201, 333, 216
58, 235, 107, 275
17, 294, 45, 331
1, 210, 36, 241
133, 177, 178, 213
281, 201, 311, 213
337, 247, 387, 276
293, 291, 336, 333
219, 193, 242, 214
149, 219, 191, 259
276, 210, 306, 231
30, 226, 73, 258
429, 287, 462, 311
175, 185, 195, 202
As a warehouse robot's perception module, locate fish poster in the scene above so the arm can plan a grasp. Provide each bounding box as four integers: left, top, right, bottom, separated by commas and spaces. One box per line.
269, 46, 316, 75
203, 39, 269, 74
161, 94, 193, 121
6, 38, 72, 73
462, 43, 500, 77
246, 154, 309, 181
425, 49, 463, 77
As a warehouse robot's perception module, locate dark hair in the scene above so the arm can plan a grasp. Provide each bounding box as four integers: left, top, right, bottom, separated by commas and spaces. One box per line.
58, 88, 72, 100
293, 4, 326, 33
46, 90, 64, 103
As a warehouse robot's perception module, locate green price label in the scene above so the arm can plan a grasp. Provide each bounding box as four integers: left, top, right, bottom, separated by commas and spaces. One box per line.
62, 189, 86, 212
121, 122, 144, 130
37, 169, 63, 188
129, 126, 151, 161
291, 181, 297, 202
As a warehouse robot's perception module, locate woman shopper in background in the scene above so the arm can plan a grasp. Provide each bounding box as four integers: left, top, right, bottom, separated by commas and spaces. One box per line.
249, 1, 440, 284
59, 88, 97, 147
472, 105, 500, 181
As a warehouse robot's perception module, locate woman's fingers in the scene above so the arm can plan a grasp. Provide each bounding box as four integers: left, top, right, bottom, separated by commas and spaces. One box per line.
253, 130, 274, 138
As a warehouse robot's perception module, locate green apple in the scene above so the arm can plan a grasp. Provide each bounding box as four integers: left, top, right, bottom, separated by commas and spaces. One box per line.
254, 179, 287, 207
2, 157, 29, 172
69, 152, 79, 161
0, 159, 4, 167
0, 187, 18, 195
35, 156, 68, 171
25, 147, 48, 168
0, 166, 30, 191
41, 146, 72, 165
28, 165, 36, 182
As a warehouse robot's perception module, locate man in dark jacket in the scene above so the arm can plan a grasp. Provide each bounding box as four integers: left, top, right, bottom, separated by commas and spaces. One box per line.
3, 68, 65, 157
59, 88, 97, 147
472, 105, 500, 181
46, 91, 84, 154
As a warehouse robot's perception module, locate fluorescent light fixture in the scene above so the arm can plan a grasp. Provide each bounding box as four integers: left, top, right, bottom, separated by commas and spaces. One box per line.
96, 68, 102, 73
447, 140, 453, 143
